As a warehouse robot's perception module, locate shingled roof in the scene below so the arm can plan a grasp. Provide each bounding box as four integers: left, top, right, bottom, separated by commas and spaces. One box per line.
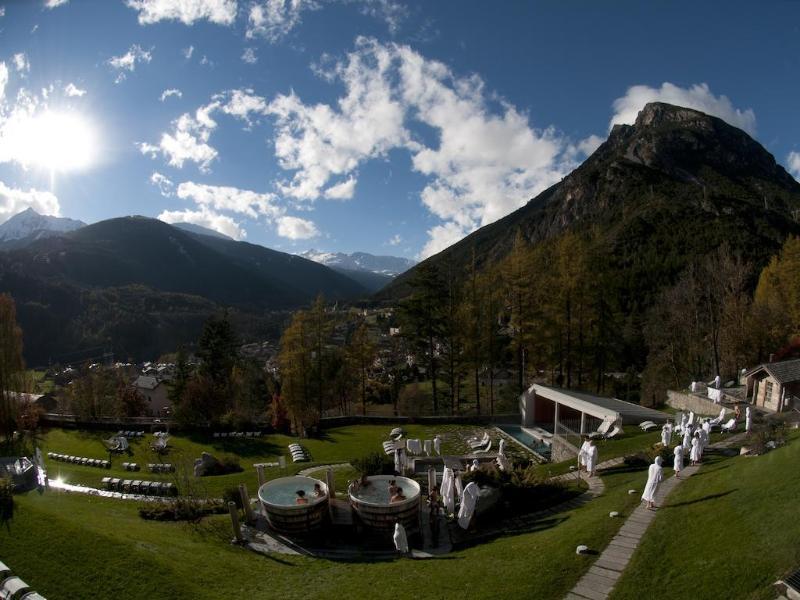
745, 358, 800, 384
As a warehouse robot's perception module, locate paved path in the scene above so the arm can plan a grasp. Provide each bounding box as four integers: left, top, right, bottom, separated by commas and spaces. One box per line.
565, 433, 747, 600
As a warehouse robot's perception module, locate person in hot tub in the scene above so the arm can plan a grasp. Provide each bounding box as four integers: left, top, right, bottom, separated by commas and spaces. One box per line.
295, 489, 309, 505
388, 479, 398, 497
313, 483, 325, 498
390, 486, 406, 503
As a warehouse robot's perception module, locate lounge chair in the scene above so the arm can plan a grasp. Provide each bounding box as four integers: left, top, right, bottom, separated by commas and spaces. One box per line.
639, 421, 657, 431
468, 432, 490, 449
1, 576, 30, 599
0, 560, 10, 580
606, 426, 623, 439
721, 418, 737, 433
474, 439, 492, 454
709, 408, 727, 426
101, 477, 112, 489
589, 419, 614, 439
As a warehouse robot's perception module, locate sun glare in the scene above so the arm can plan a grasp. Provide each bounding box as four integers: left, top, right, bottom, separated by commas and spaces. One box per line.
10, 110, 98, 172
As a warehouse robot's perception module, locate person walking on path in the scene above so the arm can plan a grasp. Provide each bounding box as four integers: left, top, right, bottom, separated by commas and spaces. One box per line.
641, 456, 664, 510
673, 444, 684, 479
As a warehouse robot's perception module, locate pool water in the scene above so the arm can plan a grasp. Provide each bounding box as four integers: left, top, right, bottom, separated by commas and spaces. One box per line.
351, 476, 419, 505
261, 478, 326, 506
497, 425, 552, 458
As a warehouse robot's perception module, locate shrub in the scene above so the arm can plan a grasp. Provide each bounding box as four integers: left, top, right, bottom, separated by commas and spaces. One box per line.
0, 477, 14, 523
352, 451, 393, 476
138, 499, 227, 522
462, 463, 570, 515
202, 455, 244, 477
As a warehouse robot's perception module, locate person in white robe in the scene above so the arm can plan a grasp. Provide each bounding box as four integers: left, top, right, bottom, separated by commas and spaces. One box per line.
682, 427, 692, 453
584, 439, 599, 476
457, 481, 480, 529
673, 444, 684, 479
496, 453, 510, 472
746, 406, 752, 434
714, 374, 721, 389
680, 412, 688, 432
661, 424, 671, 448
700, 423, 710, 450
641, 456, 663, 509
498, 438, 506, 457
690, 432, 702, 465
578, 437, 591, 471
393, 522, 409, 554
440, 467, 455, 515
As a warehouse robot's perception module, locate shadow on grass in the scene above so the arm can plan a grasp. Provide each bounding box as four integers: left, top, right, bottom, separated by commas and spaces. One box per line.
663, 489, 737, 509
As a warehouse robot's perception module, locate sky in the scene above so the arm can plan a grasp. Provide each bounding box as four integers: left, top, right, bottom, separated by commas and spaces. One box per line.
0, 1, 799, 259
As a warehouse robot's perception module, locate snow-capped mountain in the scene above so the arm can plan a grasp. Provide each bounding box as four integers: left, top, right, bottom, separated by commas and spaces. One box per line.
299, 250, 416, 277
0, 208, 86, 242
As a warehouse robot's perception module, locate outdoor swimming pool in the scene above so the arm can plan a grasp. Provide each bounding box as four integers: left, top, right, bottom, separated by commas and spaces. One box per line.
496, 425, 552, 458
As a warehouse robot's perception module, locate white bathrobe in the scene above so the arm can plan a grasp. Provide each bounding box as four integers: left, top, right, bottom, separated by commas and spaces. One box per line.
641, 457, 663, 503
393, 522, 408, 554
585, 444, 599, 474
699, 426, 709, 450
441, 467, 455, 514
578, 440, 591, 468
457, 482, 480, 530
661, 425, 671, 447
433, 436, 442, 456
690, 436, 702, 463
673, 445, 683, 473
682, 429, 692, 453
423, 439, 433, 456
746, 407, 752, 433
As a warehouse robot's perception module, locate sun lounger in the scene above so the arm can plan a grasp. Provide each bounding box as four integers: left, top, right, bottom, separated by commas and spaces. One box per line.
639, 421, 657, 431
1, 576, 30, 599
606, 426, 622, 439
23, 592, 47, 599
0, 561, 10, 580
474, 439, 492, 454
468, 433, 490, 449
101, 477, 112, 489
109, 478, 121, 490
121, 480, 133, 492
721, 418, 737, 433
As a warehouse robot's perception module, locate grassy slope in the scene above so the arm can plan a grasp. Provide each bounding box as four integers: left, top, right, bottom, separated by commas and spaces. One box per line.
4, 467, 649, 600
611, 432, 800, 599
0, 424, 669, 600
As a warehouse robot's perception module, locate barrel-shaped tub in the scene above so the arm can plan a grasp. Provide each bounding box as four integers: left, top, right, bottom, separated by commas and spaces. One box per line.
257, 475, 329, 534
349, 475, 420, 532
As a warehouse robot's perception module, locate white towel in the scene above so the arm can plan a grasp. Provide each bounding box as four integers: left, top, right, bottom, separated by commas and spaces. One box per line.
433, 436, 442, 456
407, 439, 422, 455
441, 467, 455, 514
458, 482, 480, 529
423, 439, 432, 456
393, 522, 409, 553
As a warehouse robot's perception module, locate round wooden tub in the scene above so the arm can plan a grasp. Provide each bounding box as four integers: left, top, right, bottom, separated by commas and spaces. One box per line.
349, 475, 420, 532
257, 475, 329, 535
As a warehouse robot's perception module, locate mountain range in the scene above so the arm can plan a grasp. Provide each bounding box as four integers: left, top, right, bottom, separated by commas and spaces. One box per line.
383, 102, 800, 301
0, 208, 85, 248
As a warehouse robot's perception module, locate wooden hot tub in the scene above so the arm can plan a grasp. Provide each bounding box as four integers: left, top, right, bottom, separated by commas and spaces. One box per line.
348, 475, 420, 532
257, 475, 329, 535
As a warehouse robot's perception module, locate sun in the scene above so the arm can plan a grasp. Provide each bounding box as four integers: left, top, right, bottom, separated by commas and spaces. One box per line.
9, 110, 98, 172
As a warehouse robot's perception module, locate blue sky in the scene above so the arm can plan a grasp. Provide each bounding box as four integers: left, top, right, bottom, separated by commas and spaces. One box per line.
0, 0, 799, 259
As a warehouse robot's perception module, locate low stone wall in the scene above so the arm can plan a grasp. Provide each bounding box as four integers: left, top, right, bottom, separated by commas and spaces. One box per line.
665, 390, 721, 416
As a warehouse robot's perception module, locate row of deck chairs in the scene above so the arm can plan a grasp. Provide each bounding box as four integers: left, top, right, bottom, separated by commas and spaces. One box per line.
0, 560, 46, 600
147, 463, 174, 473
118, 430, 145, 438
122, 462, 141, 472
47, 453, 111, 469
288, 443, 310, 463
212, 431, 263, 438
101, 477, 177, 496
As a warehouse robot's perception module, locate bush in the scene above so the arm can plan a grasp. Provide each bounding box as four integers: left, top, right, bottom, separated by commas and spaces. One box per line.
462, 463, 571, 515
202, 455, 244, 477
351, 451, 393, 476
138, 499, 227, 522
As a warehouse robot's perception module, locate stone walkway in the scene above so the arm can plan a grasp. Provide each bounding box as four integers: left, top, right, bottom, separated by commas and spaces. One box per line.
565, 433, 747, 600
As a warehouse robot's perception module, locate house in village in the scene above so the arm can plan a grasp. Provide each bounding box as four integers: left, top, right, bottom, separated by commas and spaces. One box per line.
133, 375, 171, 417
744, 358, 800, 412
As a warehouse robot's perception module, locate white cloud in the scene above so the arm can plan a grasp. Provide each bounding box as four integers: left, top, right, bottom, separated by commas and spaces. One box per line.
158, 206, 246, 239
323, 176, 356, 199
0, 181, 60, 222
150, 171, 174, 196
265, 38, 569, 258
64, 83, 86, 97
44, 0, 69, 8
241, 47, 258, 64
107, 45, 153, 83
0, 63, 7, 101
12, 53, 29, 75
387, 233, 401, 246
159, 88, 182, 102
138, 105, 219, 171
176, 181, 282, 219
125, 0, 237, 25
218, 88, 268, 124
183, 45, 195, 59
246, 0, 407, 42
276, 215, 319, 239
609, 82, 756, 135
0, 7, 5, 17
787, 151, 800, 181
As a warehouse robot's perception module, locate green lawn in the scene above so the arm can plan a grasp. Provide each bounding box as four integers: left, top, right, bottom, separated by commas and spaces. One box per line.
0, 423, 667, 600
611, 431, 800, 599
